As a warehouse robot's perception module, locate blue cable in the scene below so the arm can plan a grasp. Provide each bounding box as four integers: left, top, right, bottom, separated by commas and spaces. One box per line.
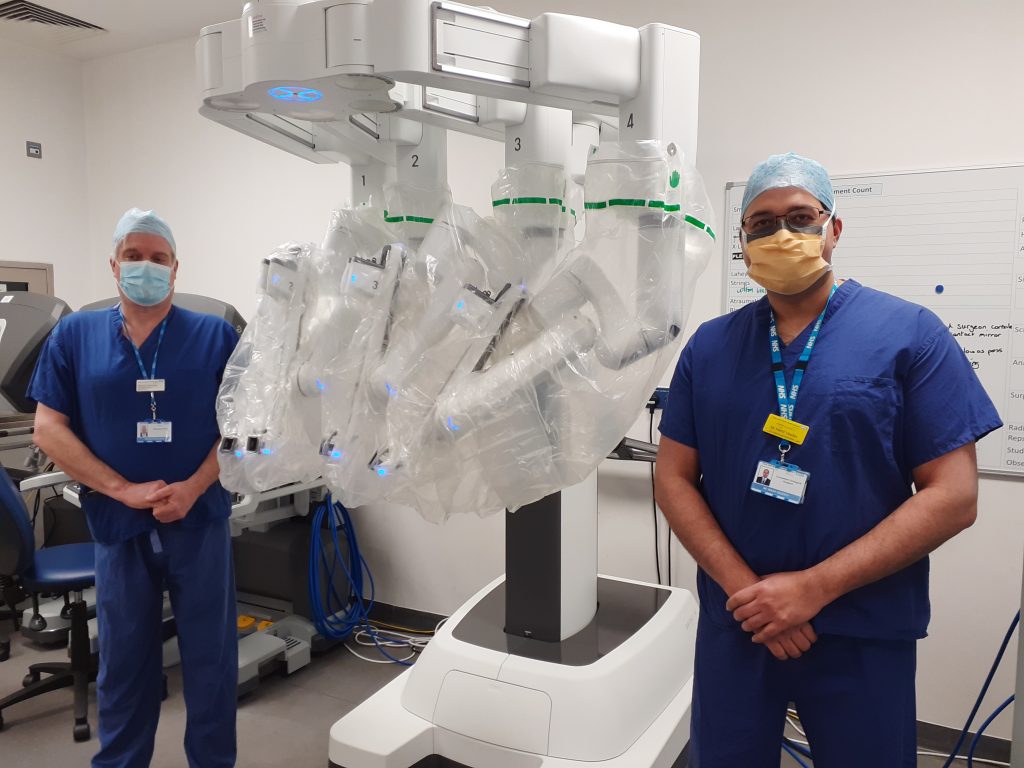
966, 695, 1014, 768
783, 737, 813, 760
307, 494, 413, 666
943, 612, 1019, 768
308, 497, 362, 637
782, 741, 812, 768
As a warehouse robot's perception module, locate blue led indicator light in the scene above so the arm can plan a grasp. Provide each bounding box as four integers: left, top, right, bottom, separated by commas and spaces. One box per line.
234, 450, 243, 459
271, 274, 281, 286
455, 300, 465, 311
446, 417, 460, 432
268, 86, 323, 103
316, 378, 325, 392
261, 448, 272, 455
351, 274, 358, 284
935, 284, 944, 294
377, 467, 388, 477
385, 382, 396, 397
331, 449, 342, 459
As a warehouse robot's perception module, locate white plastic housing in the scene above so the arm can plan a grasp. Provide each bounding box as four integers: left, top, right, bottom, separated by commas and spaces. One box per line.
391, 575, 697, 762
619, 24, 700, 159
197, 0, 703, 165
530, 13, 640, 103
560, 473, 598, 639
504, 105, 573, 167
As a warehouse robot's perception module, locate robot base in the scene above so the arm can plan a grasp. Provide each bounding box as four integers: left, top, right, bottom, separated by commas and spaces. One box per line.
328, 575, 697, 768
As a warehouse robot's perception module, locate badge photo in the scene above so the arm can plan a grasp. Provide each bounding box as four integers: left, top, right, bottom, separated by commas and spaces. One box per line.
137, 420, 173, 444
750, 459, 809, 505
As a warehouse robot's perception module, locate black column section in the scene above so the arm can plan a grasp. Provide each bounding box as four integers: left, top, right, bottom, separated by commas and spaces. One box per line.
504, 491, 561, 641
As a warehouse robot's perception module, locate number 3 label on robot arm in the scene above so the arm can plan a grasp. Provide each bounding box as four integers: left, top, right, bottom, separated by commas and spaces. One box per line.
343, 258, 386, 297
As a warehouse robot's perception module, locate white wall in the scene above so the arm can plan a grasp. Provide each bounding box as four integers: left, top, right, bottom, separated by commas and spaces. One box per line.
0, 39, 91, 309
21, 0, 1021, 738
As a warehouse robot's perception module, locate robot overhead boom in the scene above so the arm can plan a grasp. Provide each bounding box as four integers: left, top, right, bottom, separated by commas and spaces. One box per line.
196, 0, 700, 170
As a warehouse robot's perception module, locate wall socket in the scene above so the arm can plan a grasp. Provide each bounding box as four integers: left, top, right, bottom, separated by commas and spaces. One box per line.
26, 141, 42, 159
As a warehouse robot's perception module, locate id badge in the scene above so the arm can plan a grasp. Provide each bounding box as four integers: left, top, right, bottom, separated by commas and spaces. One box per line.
136, 379, 166, 393
750, 459, 809, 505
137, 420, 172, 444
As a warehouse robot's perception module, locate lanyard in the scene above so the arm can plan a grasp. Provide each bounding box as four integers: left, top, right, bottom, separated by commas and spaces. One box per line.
120, 306, 169, 421
768, 282, 837, 423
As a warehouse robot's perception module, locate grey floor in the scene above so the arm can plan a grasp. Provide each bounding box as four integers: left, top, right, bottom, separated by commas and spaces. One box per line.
0, 631, 974, 767
0, 630, 404, 768
781, 720, 951, 767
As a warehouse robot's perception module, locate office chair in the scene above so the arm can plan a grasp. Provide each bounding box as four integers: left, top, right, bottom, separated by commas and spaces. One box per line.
0, 574, 18, 663
0, 466, 96, 741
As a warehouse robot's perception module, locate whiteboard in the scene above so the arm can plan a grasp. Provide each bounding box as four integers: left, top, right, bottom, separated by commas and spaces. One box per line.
723, 165, 1024, 477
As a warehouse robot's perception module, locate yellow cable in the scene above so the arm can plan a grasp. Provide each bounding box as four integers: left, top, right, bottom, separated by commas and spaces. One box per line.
369, 619, 435, 635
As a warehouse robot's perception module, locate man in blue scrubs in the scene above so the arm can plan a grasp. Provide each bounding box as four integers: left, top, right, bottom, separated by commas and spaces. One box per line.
655, 154, 1002, 767
29, 209, 239, 767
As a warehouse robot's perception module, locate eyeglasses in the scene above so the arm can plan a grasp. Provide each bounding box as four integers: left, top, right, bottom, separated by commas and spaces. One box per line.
741, 206, 832, 238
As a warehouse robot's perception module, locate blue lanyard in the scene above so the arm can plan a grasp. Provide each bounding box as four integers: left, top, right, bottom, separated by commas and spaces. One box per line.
120, 306, 169, 420
768, 283, 837, 422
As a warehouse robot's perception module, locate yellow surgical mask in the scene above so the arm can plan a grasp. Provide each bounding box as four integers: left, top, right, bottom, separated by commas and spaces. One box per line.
745, 229, 832, 295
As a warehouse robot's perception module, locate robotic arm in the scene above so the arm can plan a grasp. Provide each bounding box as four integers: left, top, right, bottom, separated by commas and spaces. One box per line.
203, 0, 715, 519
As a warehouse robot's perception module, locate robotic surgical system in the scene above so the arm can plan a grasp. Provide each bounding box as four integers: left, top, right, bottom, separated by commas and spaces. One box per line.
197, 1, 714, 765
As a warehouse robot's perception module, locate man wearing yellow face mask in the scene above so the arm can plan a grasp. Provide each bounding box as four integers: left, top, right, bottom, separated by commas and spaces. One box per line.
654, 153, 1002, 767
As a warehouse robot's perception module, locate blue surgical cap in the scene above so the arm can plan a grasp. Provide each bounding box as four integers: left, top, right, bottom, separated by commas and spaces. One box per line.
112, 208, 176, 255
741, 153, 835, 215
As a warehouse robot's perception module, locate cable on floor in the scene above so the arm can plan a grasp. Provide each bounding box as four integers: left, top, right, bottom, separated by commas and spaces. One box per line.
308, 494, 418, 666
968, 695, 1014, 768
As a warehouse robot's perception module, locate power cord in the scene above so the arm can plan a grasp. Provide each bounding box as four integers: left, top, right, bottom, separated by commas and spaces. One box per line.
649, 409, 673, 586
942, 612, 1019, 768
967, 695, 1014, 768
648, 408, 662, 585
307, 494, 414, 666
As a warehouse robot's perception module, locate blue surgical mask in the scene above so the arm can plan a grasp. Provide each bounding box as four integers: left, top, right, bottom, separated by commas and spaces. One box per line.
118, 261, 173, 306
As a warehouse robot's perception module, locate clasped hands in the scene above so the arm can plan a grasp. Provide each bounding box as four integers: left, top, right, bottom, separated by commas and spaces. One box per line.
115, 479, 200, 524
725, 571, 828, 661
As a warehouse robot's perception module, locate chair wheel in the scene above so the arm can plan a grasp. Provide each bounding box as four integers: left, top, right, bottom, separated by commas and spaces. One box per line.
22, 671, 39, 687
28, 616, 46, 632
73, 721, 90, 742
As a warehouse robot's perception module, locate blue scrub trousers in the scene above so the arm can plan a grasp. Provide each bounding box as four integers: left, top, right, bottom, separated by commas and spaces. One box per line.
690, 613, 916, 768
92, 520, 238, 768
